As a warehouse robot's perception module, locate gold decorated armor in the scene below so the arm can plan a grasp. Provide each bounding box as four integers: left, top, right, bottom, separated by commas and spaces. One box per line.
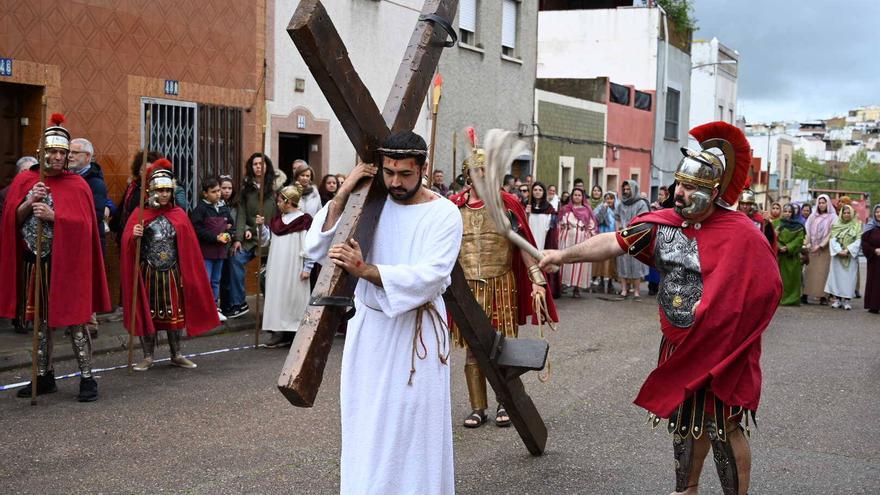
459, 205, 513, 279
452, 203, 518, 348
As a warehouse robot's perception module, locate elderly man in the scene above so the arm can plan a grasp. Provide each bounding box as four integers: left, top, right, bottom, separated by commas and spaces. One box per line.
541, 122, 781, 495
68, 138, 109, 254
0, 157, 38, 215
0, 114, 110, 402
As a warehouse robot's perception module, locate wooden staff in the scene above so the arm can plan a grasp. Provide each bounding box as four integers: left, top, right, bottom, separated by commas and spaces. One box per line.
127, 107, 152, 371
29, 98, 47, 405
425, 73, 443, 179
254, 102, 268, 348
452, 131, 457, 188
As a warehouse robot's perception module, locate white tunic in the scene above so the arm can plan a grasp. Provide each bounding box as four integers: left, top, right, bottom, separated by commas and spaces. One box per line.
262, 211, 311, 332
825, 236, 861, 299
528, 212, 552, 250
305, 194, 462, 495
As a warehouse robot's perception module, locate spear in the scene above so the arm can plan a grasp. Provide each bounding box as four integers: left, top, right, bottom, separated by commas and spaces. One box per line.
452, 130, 457, 191
127, 108, 152, 371
254, 59, 269, 348
425, 73, 443, 180
29, 98, 47, 405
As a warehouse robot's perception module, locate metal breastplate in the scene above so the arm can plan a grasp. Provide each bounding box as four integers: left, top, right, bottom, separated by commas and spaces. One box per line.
459, 205, 513, 280
654, 225, 703, 328
21, 191, 54, 258
142, 215, 178, 270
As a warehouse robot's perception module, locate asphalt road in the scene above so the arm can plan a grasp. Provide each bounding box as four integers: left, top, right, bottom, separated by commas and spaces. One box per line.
0, 290, 877, 494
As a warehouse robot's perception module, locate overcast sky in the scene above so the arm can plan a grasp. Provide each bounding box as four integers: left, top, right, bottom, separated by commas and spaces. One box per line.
692, 0, 880, 124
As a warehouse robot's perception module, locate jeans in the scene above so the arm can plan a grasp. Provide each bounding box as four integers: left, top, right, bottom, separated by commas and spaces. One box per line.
228, 247, 255, 307
204, 259, 224, 302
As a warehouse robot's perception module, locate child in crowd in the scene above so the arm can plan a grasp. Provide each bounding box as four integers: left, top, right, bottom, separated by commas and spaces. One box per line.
218, 175, 238, 316
190, 177, 235, 322
262, 184, 314, 348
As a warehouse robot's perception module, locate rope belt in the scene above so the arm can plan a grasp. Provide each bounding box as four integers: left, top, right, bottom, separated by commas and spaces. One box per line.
409, 302, 450, 385
532, 291, 557, 383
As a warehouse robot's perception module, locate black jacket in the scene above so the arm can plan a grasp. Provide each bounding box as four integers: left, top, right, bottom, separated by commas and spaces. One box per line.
189, 200, 235, 244
79, 162, 109, 254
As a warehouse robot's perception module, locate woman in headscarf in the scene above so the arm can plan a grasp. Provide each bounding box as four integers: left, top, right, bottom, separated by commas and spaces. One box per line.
824, 204, 862, 310
768, 201, 782, 229
528, 182, 561, 297
803, 194, 836, 304
557, 187, 597, 298
862, 203, 880, 314
776, 203, 806, 306
591, 191, 619, 294
615, 179, 650, 299
799, 202, 812, 225
588, 185, 603, 210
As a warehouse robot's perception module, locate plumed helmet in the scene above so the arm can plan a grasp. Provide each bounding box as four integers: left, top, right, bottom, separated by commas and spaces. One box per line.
146, 158, 176, 192
678, 121, 753, 210
462, 148, 485, 172
43, 113, 71, 152
739, 188, 757, 205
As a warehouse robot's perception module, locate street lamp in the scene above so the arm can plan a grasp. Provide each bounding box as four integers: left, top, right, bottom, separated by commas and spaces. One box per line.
691, 60, 738, 70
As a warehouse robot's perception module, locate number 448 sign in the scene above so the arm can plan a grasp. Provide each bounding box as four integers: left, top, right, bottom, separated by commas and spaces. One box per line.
164, 80, 179, 96
0, 58, 12, 77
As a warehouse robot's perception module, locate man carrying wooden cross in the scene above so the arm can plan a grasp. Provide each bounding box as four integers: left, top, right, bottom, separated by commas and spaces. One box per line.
304, 130, 461, 495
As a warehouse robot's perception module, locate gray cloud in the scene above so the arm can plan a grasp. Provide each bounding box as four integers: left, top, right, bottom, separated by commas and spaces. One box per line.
693, 0, 880, 123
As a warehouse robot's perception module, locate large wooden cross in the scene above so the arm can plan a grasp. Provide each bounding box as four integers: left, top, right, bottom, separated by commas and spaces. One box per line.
277, 0, 549, 456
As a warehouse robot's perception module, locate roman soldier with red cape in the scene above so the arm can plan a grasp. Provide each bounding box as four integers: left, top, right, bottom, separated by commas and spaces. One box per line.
449, 130, 558, 429
738, 183, 778, 250
121, 159, 219, 371
540, 122, 781, 495
0, 114, 110, 402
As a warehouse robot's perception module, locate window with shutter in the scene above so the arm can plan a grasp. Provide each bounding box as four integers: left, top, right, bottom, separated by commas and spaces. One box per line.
459, 0, 477, 45
501, 0, 517, 53
665, 88, 681, 140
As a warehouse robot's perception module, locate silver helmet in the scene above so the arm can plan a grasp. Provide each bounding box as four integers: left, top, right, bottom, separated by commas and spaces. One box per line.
673, 147, 725, 218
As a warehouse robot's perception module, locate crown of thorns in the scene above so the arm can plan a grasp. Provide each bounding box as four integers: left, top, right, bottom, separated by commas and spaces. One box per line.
376, 147, 427, 156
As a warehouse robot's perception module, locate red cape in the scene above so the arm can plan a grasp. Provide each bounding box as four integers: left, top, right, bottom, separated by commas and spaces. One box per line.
629, 208, 781, 417
0, 170, 110, 326
450, 188, 559, 325
121, 205, 220, 336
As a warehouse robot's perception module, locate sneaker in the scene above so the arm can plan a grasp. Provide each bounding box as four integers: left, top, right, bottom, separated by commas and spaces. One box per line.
132, 356, 154, 372
843, 302, 852, 311
77, 377, 99, 402
227, 304, 249, 319
170, 355, 197, 369
217, 310, 228, 322
16, 372, 58, 398
831, 300, 841, 309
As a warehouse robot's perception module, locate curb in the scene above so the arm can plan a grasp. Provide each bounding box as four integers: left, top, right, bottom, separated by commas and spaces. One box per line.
0, 315, 258, 373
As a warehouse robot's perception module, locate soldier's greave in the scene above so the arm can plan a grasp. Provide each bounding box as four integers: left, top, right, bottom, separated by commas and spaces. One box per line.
707, 420, 742, 495
36, 323, 52, 376
464, 363, 487, 411
140, 333, 156, 358
167, 330, 182, 357
68, 325, 93, 379
673, 432, 695, 492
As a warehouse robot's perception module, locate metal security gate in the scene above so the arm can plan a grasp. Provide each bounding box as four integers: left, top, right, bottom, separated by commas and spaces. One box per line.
142, 99, 243, 210
198, 104, 243, 193
142, 98, 198, 208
